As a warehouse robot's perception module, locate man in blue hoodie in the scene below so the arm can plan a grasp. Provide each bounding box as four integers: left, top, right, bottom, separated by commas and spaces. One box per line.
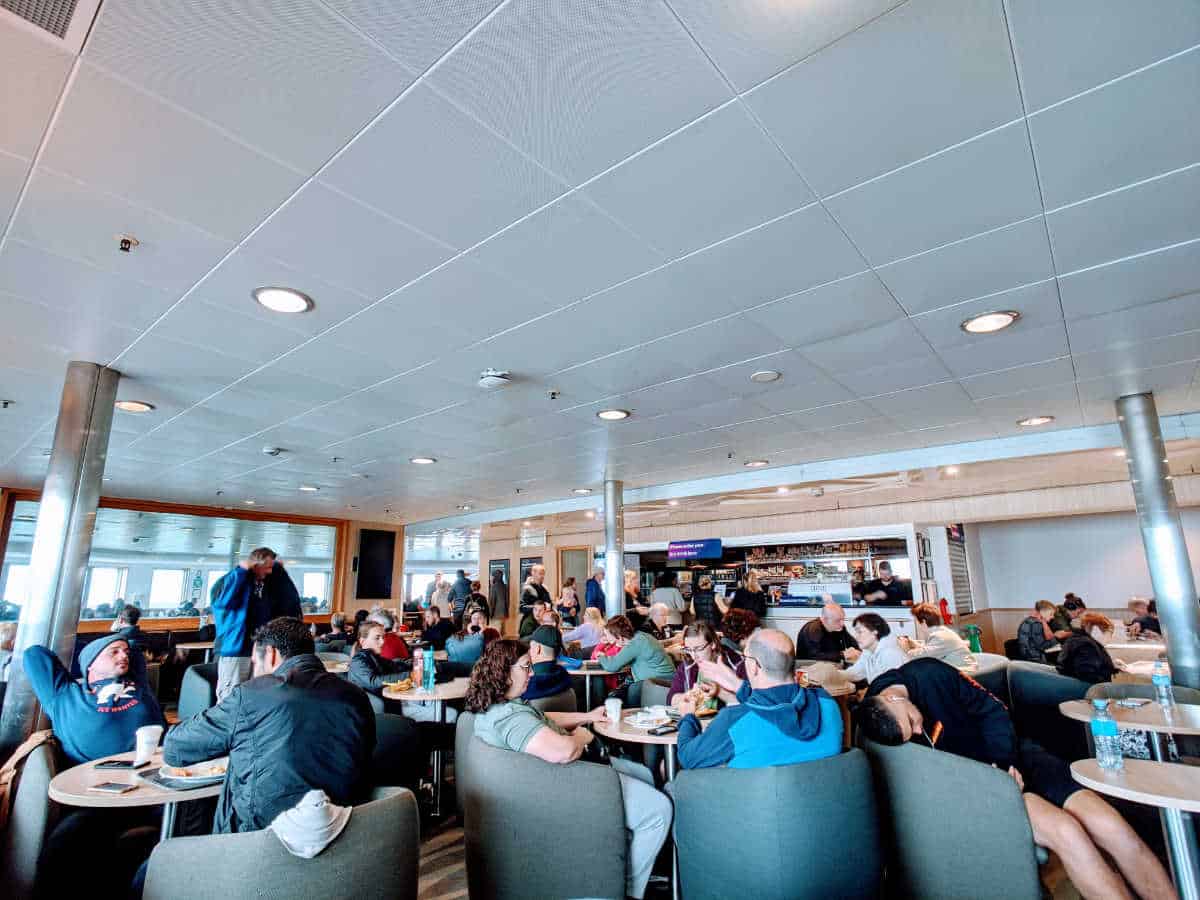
676, 629, 842, 769
211, 547, 277, 701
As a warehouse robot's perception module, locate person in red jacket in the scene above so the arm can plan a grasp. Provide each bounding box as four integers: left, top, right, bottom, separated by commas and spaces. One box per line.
371, 610, 410, 661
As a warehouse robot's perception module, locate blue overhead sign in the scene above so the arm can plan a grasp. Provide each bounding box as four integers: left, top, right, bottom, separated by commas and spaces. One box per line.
668, 539, 723, 560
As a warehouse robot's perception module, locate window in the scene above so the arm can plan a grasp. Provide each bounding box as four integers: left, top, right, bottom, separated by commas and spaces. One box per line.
3, 564, 30, 606
86, 567, 127, 610
302, 572, 329, 607
149, 569, 186, 609
206, 570, 226, 602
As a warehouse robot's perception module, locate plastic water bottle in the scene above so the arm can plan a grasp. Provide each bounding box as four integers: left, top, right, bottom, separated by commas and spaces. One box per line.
1152, 660, 1176, 709
422, 647, 435, 692
1091, 699, 1123, 771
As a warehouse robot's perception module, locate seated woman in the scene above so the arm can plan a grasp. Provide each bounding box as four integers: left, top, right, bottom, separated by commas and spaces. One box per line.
597, 615, 676, 696
668, 621, 745, 709
900, 603, 977, 673
1129, 600, 1161, 639
1057, 613, 1118, 684
590, 622, 624, 693
1017, 600, 1059, 663
638, 603, 683, 645
557, 576, 580, 626
465, 639, 672, 900
843, 613, 907, 685
349, 621, 454, 722
564, 606, 605, 648
445, 615, 487, 668
718, 608, 759, 658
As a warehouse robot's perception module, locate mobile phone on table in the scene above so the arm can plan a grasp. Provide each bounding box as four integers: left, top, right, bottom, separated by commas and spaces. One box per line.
95, 759, 150, 770
649, 724, 678, 736
88, 782, 137, 794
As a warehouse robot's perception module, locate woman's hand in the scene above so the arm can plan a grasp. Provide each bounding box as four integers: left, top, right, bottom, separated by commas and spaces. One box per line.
674, 695, 698, 717
697, 657, 740, 693
843, 647, 862, 663
586, 706, 608, 724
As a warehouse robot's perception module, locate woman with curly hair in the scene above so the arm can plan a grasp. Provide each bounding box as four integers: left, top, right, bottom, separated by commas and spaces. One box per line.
465, 639, 672, 900
718, 607, 758, 659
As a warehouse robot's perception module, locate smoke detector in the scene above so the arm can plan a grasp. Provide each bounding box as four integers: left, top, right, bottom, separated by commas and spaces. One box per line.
477, 369, 512, 390
262, 446, 286, 457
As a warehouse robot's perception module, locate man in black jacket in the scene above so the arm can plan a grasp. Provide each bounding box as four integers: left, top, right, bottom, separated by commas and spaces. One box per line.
164, 617, 376, 833
796, 602, 857, 663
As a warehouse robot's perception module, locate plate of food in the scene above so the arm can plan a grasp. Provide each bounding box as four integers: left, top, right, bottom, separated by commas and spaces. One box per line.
383, 678, 414, 696
625, 706, 680, 730
157, 758, 228, 786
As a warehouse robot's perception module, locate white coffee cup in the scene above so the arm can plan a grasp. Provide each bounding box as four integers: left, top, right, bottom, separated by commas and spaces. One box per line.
604, 697, 623, 723
134, 724, 163, 767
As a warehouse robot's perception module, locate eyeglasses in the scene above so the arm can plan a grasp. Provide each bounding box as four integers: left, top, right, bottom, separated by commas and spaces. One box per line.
512, 661, 532, 672
742, 654, 761, 670
681, 643, 711, 656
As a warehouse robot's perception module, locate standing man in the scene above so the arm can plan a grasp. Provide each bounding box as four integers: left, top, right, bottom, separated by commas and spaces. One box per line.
425, 572, 443, 606
796, 601, 858, 663
448, 569, 472, 627
586, 568, 606, 612
211, 548, 277, 701
521, 564, 552, 614
862, 561, 913, 606
266, 559, 302, 619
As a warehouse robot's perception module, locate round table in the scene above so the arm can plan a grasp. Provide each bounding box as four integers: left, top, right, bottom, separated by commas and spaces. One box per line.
49, 750, 222, 841
384, 677, 470, 817
1071, 759, 1200, 900
568, 664, 627, 708
1058, 700, 1200, 760
1105, 642, 1168, 664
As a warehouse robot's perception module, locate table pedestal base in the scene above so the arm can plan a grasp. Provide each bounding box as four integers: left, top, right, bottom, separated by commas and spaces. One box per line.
1162, 809, 1200, 900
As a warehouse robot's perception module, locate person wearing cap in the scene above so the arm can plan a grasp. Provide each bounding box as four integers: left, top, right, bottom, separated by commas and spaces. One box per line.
521, 625, 574, 702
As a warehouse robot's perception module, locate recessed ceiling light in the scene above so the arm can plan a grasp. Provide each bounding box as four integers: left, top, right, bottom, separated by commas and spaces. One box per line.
597, 409, 630, 421
750, 370, 782, 384
410, 457, 437, 465
943, 465, 960, 475
961, 310, 1021, 334
243, 499, 257, 505
253, 286, 313, 314
114, 400, 155, 413
522, 520, 533, 526
1016, 415, 1055, 427
585, 510, 596, 519
1113, 450, 1126, 458
744, 459, 769, 468
572, 487, 593, 495
667, 499, 680, 507
776, 486, 790, 494
299, 485, 319, 492
458, 504, 472, 511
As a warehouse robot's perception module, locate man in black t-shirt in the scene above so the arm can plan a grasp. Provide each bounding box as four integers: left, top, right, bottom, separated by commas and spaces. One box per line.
862, 561, 912, 606
796, 602, 858, 663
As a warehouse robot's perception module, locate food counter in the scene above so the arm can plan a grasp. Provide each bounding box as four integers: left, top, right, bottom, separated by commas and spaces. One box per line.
762, 605, 919, 642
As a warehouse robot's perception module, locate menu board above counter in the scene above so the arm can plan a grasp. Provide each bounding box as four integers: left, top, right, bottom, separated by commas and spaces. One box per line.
745, 539, 904, 562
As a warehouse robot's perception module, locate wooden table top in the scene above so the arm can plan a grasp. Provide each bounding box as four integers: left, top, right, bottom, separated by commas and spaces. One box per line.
49, 751, 223, 809
1070, 759, 1200, 812
1059, 700, 1200, 736
570, 665, 627, 677
174, 641, 214, 651
384, 676, 470, 703
592, 708, 687, 746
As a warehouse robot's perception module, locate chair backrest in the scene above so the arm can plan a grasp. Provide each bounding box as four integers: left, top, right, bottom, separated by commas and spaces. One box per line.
527, 688, 577, 715
1, 740, 60, 899
371, 714, 422, 790
317, 651, 348, 664
144, 788, 419, 900
862, 740, 1040, 900
973, 653, 1010, 707
1003, 638, 1022, 661
1007, 660, 1090, 761
177, 662, 219, 721
461, 732, 626, 900
455, 712, 477, 820
673, 749, 881, 900
639, 677, 672, 711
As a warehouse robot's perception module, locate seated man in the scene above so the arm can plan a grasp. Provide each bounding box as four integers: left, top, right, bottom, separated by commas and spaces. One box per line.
677, 629, 841, 769
858, 657, 1174, 900
112, 603, 152, 661
796, 602, 857, 663
315, 611, 352, 648
519, 599, 547, 639
165, 618, 376, 833
521, 625, 574, 702
421, 605, 456, 650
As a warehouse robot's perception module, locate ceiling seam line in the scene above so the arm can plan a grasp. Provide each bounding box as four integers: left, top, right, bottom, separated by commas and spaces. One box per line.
1044, 160, 1200, 216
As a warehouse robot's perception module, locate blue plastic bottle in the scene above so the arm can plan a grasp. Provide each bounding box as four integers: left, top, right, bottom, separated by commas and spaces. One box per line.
1152, 660, 1176, 709
1090, 698, 1123, 771
422, 647, 435, 692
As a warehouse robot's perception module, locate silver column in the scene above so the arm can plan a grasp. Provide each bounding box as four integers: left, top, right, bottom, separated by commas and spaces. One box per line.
0, 362, 119, 754
1117, 392, 1200, 689
603, 479, 625, 620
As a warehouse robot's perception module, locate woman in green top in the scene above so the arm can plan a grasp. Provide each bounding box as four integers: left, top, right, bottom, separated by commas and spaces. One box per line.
598, 615, 676, 682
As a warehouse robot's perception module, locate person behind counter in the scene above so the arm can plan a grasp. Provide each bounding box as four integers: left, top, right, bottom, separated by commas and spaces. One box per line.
650, 570, 688, 626
796, 601, 858, 663
690, 575, 720, 629
862, 561, 912, 606
729, 571, 768, 619
899, 603, 977, 674
843, 613, 907, 685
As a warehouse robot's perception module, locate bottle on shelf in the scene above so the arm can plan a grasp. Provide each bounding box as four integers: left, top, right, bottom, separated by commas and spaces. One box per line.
1152, 660, 1176, 709
1090, 698, 1123, 771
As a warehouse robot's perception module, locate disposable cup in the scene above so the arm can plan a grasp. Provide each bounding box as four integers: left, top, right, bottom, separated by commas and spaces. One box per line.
604, 697, 622, 723
134, 724, 163, 767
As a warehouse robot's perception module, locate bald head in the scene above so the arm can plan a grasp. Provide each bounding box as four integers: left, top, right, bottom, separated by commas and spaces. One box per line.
820, 602, 846, 633
745, 628, 796, 685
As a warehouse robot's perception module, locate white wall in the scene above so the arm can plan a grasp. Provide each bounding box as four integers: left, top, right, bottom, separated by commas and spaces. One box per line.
970, 509, 1200, 609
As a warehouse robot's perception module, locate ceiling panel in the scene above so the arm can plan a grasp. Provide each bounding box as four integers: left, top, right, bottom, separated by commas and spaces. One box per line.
0, 21, 73, 158
0, 151, 26, 227
744, 0, 1021, 196
322, 0, 502, 73
1030, 50, 1200, 210
426, 0, 732, 183
0, 291, 141, 365
668, 0, 903, 92
1067, 292, 1200, 355
826, 123, 1043, 264
834, 354, 954, 398
867, 380, 978, 422
1076, 361, 1200, 408
910, 279, 1062, 349
959, 356, 1077, 400
266, 336, 403, 391
1006, 0, 1200, 111
152, 299, 307, 364
741, 271, 902, 347
800, 318, 930, 373
84, 0, 412, 172
584, 102, 813, 257
1046, 164, 1200, 274
701, 350, 855, 406
1072, 330, 1200, 381
937, 321, 1071, 378
875, 215, 1053, 315
39, 62, 304, 241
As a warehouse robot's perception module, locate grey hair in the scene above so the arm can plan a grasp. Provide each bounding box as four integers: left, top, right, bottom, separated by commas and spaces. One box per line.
330, 612, 346, 629
368, 610, 394, 631
746, 629, 795, 679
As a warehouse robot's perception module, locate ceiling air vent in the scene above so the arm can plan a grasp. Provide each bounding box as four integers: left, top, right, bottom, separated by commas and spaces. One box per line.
2, 0, 79, 39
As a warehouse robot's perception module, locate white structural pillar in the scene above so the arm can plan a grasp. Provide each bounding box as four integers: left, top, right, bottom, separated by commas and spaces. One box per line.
1116, 392, 1200, 690
0, 362, 119, 755
603, 478, 625, 620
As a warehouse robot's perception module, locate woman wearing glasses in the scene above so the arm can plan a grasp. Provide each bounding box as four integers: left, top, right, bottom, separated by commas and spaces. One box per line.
667, 622, 746, 709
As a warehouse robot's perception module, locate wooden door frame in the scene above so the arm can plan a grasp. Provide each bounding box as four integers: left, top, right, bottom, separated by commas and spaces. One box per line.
556, 544, 593, 594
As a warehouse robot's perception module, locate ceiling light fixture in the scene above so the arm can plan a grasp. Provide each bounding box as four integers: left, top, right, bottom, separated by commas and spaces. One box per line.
458, 504, 472, 511
943, 465, 960, 475
744, 459, 769, 468
522, 520, 533, 526
410, 457, 437, 465
596, 409, 630, 421
585, 510, 595, 519
1016, 415, 1055, 427
299, 485, 319, 492
776, 486, 790, 494
114, 400, 155, 413
667, 499, 680, 507
243, 499, 257, 506
252, 286, 314, 314
750, 370, 782, 384
572, 488, 593, 495
1114, 450, 1126, 458
961, 310, 1021, 334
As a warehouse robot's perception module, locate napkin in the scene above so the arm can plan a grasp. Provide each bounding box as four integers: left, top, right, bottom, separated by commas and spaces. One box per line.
268, 790, 351, 858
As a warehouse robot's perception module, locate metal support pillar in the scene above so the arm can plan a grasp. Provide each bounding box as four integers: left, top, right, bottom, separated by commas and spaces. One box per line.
603, 479, 625, 620
1116, 392, 1200, 689
0, 362, 119, 754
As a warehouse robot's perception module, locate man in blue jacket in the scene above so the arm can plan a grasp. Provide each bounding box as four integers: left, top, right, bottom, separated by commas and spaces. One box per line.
676, 629, 842, 769
521, 625, 575, 702
211, 547, 277, 701
586, 568, 606, 612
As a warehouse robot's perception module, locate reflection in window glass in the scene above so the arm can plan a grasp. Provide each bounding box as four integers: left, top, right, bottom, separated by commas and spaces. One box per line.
86, 567, 127, 612
0, 500, 337, 621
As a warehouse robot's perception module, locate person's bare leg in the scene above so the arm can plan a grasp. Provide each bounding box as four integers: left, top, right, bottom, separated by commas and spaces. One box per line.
1025, 793, 1134, 900
1064, 791, 1178, 900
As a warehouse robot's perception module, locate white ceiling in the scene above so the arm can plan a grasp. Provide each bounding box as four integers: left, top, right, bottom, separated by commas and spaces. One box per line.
1, 0, 1199, 525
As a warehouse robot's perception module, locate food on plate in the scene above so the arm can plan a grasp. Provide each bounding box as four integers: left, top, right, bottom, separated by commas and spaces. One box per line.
384, 678, 413, 694
162, 762, 226, 778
